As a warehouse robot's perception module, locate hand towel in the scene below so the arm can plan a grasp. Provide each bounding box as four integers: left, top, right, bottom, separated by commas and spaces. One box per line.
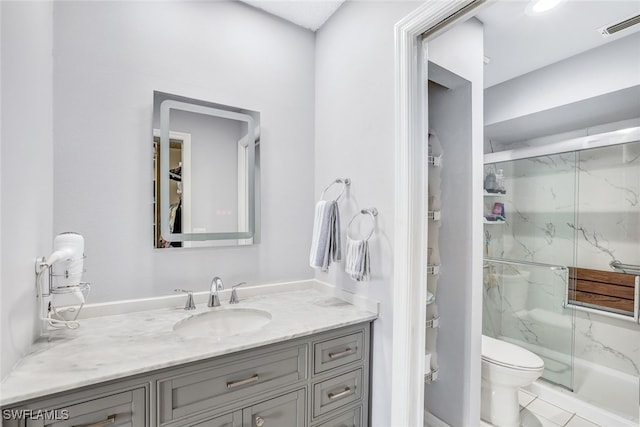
345, 236, 370, 281
309, 200, 341, 271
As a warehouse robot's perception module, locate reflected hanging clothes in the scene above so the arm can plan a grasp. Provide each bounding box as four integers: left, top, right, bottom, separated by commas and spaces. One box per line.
168, 163, 183, 247
168, 199, 183, 247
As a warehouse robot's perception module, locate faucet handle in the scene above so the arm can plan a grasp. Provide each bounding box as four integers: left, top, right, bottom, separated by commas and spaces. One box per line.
174, 289, 196, 310
229, 282, 247, 304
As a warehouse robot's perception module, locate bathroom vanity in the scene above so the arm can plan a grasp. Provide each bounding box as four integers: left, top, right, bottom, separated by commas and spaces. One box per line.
1, 286, 376, 427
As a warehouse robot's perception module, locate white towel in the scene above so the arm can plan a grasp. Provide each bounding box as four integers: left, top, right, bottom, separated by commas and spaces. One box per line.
309, 200, 341, 271
345, 236, 370, 281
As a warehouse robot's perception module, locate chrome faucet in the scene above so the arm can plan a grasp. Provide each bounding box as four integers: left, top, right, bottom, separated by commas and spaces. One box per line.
174, 289, 196, 310
229, 282, 247, 304
208, 276, 224, 307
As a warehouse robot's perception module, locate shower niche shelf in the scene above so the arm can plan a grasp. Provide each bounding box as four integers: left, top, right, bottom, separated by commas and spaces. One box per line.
483, 219, 505, 225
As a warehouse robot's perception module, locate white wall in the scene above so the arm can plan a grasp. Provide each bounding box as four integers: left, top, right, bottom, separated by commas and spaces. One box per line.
52, 1, 316, 302
485, 32, 640, 127
0, 1, 54, 379
315, 2, 422, 426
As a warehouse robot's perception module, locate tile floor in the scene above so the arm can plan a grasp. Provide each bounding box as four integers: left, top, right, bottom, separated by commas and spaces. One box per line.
480, 389, 602, 427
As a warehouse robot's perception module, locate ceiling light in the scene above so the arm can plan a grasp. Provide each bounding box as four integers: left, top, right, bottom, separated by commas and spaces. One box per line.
526, 0, 564, 16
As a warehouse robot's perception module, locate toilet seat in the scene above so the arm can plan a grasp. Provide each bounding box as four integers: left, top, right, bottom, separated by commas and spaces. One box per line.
482, 335, 544, 371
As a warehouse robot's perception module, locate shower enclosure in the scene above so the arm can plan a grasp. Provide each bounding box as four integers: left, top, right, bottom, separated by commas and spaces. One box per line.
482, 127, 640, 425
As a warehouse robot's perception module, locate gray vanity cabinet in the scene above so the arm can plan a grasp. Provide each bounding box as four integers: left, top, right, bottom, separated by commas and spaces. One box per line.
179, 389, 304, 427
315, 406, 362, 427
2, 386, 148, 427
157, 344, 307, 425
188, 410, 241, 427
242, 389, 305, 427
2, 322, 371, 427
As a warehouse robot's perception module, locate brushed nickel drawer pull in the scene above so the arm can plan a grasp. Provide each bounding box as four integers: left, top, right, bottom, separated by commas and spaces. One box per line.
327, 386, 354, 400
227, 374, 259, 389
328, 347, 355, 359
254, 415, 265, 426
80, 414, 116, 427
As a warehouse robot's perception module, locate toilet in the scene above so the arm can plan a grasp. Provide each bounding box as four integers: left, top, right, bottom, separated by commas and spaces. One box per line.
481, 335, 544, 427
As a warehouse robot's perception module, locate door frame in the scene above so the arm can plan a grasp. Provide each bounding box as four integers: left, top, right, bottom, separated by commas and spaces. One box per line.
391, 2, 488, 426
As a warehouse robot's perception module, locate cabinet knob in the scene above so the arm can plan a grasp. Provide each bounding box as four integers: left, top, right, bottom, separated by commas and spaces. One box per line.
255, 415, 265, 427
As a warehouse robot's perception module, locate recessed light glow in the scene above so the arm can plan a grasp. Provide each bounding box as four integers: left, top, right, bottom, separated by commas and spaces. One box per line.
526, 0, 564, 15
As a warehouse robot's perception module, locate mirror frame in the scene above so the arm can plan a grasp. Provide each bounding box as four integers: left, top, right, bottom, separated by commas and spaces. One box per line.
159, 99, 256, 242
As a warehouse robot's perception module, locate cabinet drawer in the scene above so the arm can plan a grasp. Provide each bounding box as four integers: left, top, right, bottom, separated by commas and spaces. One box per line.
312, 370, 362, 418
314, 332, 363, 375
158, 345, 307, 425
315, 406, 361, 427
12, 388, 147, 427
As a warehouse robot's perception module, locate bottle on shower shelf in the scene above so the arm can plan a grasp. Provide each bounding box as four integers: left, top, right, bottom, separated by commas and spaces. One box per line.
495, 169, 506, 194
484, 171, 497, 193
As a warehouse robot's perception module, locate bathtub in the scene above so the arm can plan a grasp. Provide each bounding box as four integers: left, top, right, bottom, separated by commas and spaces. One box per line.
498, 305, 639, 427
502, 330, 638, 427
526, 354, 638, 427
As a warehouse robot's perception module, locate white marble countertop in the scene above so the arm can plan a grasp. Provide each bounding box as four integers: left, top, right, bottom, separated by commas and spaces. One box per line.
0, 286, 377, 406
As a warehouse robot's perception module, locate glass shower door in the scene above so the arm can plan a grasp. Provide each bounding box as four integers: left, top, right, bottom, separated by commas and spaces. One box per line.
483, 153, 577, 390
483, 259, 574, 388
571, 141, 640, 422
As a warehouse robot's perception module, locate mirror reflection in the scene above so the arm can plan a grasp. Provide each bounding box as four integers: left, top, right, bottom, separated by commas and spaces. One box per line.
152, 92, 260, 248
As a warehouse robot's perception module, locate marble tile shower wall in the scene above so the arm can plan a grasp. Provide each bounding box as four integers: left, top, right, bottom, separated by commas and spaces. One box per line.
573, 142, 639, 378
483, 142, 640, 380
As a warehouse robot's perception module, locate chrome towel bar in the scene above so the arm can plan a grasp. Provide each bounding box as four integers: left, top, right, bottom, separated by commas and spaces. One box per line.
484, 257, 567, 271
610, 260, 640, 275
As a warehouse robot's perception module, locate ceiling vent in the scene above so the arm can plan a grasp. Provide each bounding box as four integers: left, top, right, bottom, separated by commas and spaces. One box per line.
598, 13, 640, 37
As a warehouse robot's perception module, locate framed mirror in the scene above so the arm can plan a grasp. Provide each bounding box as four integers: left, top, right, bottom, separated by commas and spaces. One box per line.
153, 92, 260, 248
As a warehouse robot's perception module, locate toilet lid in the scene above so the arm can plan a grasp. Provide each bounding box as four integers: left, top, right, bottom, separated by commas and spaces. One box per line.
482, 335, 544, 371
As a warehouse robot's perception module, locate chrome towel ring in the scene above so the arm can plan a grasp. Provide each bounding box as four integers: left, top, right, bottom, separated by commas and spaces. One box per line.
320, 178, 351, 201
347, 208, 378, 241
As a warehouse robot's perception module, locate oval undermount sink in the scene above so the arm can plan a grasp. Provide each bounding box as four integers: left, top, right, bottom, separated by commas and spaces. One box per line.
173, 308, 272, 339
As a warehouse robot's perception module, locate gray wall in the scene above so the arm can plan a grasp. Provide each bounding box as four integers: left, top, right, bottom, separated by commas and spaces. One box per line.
1, 1, 54, 379
52, 1, 316, 302
157, 110, 242, 234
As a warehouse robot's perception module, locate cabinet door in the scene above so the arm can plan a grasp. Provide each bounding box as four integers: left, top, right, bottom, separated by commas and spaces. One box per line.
21, 387, 146, 427
241, 389, 305, 427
